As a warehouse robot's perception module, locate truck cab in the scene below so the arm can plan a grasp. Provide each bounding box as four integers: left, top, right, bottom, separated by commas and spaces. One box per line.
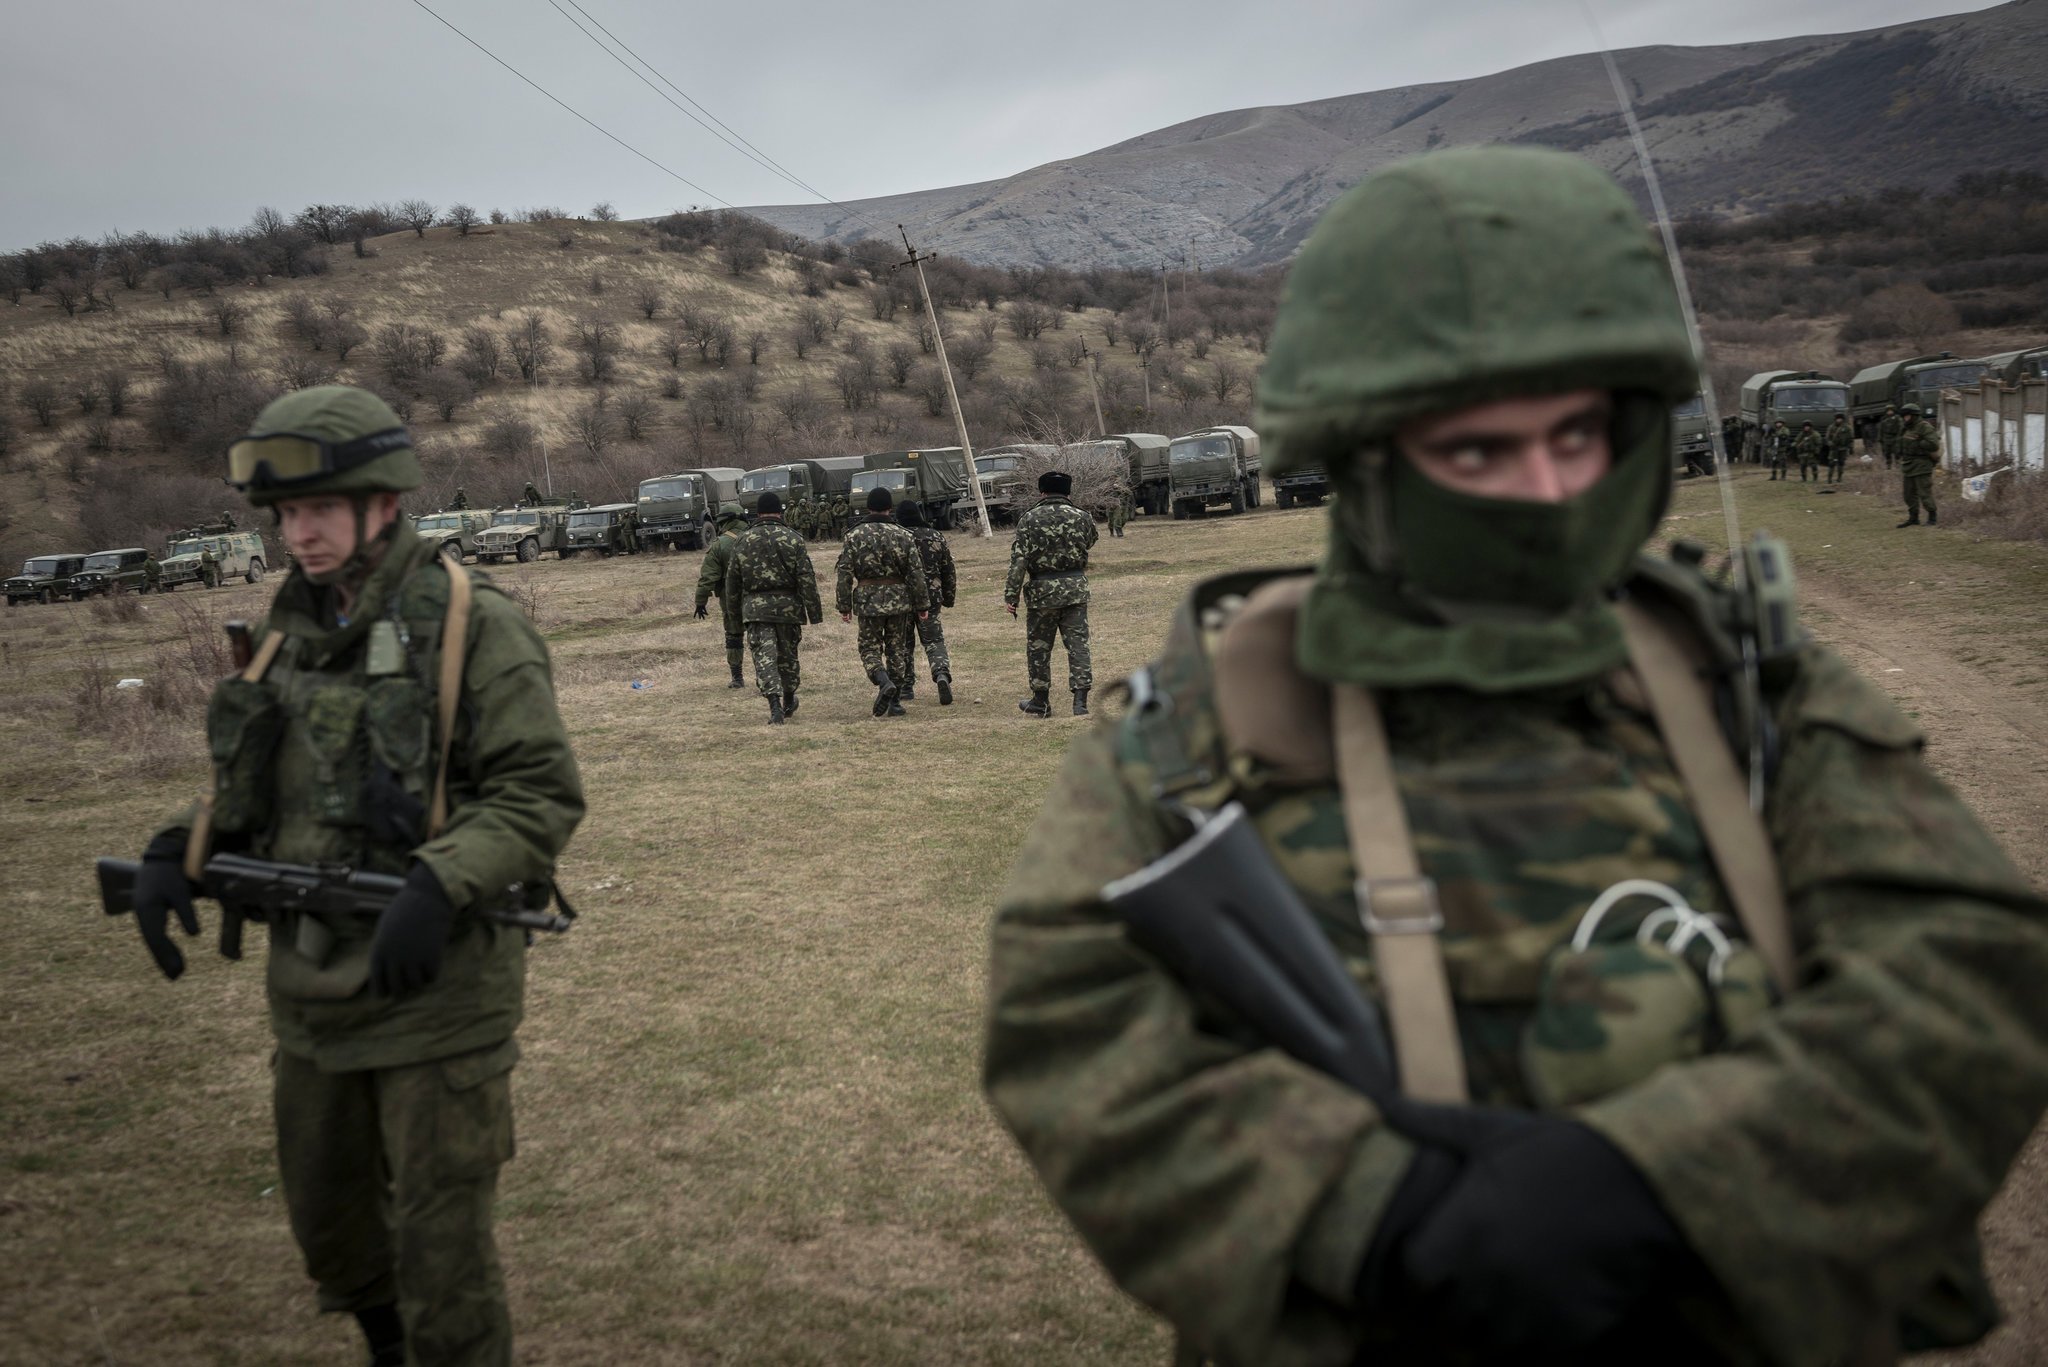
1670, 393, 1715, 476
1167, 427, 1262, 518
856, 448, 968, 527
1738, 371, 1849, 458
975, 444, 1054, 523
637, 467, 742, 551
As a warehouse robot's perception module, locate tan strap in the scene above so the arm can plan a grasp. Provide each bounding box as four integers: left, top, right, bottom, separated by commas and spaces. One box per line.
185, 630, 288, 880
428, 556, 474, 839
1332, 684, 1470, 1104
1616, 600, 1797, 992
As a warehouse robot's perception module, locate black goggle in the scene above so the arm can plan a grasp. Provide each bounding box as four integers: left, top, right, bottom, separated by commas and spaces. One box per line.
226, 428, 411, 489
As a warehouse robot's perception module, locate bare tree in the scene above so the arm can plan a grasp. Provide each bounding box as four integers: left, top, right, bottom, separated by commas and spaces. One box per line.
1209, 361, 1245, 406
835, 356, 880, 411
745, 329, 767, 365
421, 368, 474, 421
458, 326, 503, 386
1126, 320, 1159, 358
915, 316, 937, 355
787, 321, 811, 361
506, 312, 554, 382
1008, 301, 1055, 341
657, 326, 687, 368
297, 204, 353, 245
376, 322, 445, 387
1101, 317, 1121, 348
52, 274, 93, 318
571, 395, 616, 452
21, 380, 59, 428
616, 392, 654, 440
276, 354, 340, 391
73, 378, 102, 414
398, 199, 438, 238
571, 316, 622, 384
826, 302, 847, 334
482, 414, 537, 458
951, 335, 994, 383
975, 312, 1000, 345
635, 286, 664, 321
796, 303, 829, 345
885, 341, 917, 388
591, 201, 619, 222
331, 318, 368, 361
774, 382, 826, 436
100, 369, 131, 417
211, 297, 248, 338
445, 203, 481, 237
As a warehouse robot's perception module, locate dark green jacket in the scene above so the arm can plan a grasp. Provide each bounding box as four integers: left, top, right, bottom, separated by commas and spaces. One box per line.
1900, 419, 1941, 477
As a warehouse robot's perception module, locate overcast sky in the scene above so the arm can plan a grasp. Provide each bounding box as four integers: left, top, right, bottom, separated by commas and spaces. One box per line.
0, 0, 2005, 249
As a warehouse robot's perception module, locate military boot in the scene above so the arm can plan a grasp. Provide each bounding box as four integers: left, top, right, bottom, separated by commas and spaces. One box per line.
885, 699, 908, 717
1895, 515, 1920, 528
901, 680, 916, 701
728, 664, 745, 689
1927, 507, 1937, 525
936, 676, 954, 706
783, 689, 799, 718
1073, 689, 1090, 717
767, 694, 785, 724
1019, 690, 1051, 718
869, 667, 898, 717
354, 1305, 404, 1367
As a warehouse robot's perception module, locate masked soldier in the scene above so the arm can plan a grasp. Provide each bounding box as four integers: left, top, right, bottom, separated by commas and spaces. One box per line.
123, 385, 584, 1367
1897, 402, 1941, 528
1003, 470, 1096, 717
694, 503, 751, 689
1877, 405, 1904, 470
725, 491, 821, 723
835, 488, 929, 717
984, 148, 2048, 1367
1823, 413, 1853, 483
895, 501, 957, 704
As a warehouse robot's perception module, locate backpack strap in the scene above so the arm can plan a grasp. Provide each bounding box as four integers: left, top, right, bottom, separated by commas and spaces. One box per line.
1616, 598, 1796, 992
427, 555, 474, 839
183, 629, 288, 882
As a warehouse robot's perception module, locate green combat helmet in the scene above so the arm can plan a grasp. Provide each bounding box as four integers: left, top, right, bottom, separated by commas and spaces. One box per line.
715, 501, 747, 528
1900, 403, 1922, 416
227, 385, 421, 583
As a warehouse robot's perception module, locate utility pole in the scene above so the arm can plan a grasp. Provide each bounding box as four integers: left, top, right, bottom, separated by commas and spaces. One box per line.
1140, 356, 1151, 416
1161, 262, 1171, 351
896, 226, 992, 538
1079, 338, 1107, 437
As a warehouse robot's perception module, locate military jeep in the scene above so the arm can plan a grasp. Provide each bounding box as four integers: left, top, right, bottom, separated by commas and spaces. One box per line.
5, 553, 88, 606
474, 506, 570, 563
413, 509, 493, 562
70, 548, 155, 598
562, 503, 641, 557
159, 527, 268, 590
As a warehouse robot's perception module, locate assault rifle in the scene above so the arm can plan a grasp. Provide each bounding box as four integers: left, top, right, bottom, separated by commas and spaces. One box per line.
98, 852, 572, 961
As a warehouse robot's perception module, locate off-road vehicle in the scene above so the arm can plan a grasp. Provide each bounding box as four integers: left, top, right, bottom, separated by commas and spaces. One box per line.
562, 504, 642, 557
70, 548, 155, 598
158, 527, 267, 590
474, 506, 571, 563
5, 553, 88, 606
413, 509, 493, 561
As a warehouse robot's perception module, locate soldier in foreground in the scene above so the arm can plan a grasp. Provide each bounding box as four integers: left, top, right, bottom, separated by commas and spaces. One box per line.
896, 502, 957, 705
1824, 411, 1853, 483
725, 491, 820, 723
122, 386, 584, 1366
983, 148, 2048, 1365
835, 487, 929, 717
1002, 470, 1096, 717
1898, 402, 1941, 527
694, 503, 750, 689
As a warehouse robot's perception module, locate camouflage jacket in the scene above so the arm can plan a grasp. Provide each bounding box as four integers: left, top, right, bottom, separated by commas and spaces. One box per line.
1003, 496, 1096, 610
696, 530, 743, 635
909, 526, 957, 609
725, 518, 822, 625
1794, 430, 1823, 460
984, 565, 2048, 1367
1823, 420, 1853, 456
1900, 418, 1941, 477
1878, 416, 1904, 452
834, 515, 930, 618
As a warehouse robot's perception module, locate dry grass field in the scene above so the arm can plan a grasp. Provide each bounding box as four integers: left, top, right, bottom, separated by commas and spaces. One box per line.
6, 466, 2048, 1364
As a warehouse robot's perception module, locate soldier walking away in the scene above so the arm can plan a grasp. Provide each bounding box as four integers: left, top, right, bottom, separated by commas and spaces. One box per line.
1878, 404, 1904, 471
1824, 413, 1853, 484
1003, 470, 1097, 717
693, 503, 751, 688
449, 486, 470, 510
895, 502, 957, 704
1897, 402, 1941, 527
983, 146, 2048, 1367
724, 492, 821, 722
1794, 420, 1822, 482
199, 544, 222, 589
120, 385, 584, 1367
1765, 420, 1791, 481
1107, 490, 1129, 539
835, 488, 930, 717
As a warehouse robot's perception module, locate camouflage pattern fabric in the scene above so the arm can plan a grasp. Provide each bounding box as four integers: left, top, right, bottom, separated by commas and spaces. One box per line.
1795, 429, 1823, 480
1879, 414, 1904, 467
275, 1042, 515, 1366
913, 610, 951, 683
855, 614, 915, 685
984, 566, 2048, 1367
1107, 498, 1128, 537
1003, 496, 1096, 610
1025, 603, 1090, 692
834, 516, 930, 618
1824, 419, 1853, 459
747, 622, 804, 698
1904, 472, 1937, 521
725, 519, 822, 626
830, 496, 850, 538
1900, 417, 1941, 478
200, 548, 220, 588
909, 526, 957, 609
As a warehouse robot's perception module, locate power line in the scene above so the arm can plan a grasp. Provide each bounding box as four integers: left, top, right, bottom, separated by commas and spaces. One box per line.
409, 0, 735, 209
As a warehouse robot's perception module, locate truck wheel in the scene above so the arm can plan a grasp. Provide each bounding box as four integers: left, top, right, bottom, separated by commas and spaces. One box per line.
560, 547, 578, 559
1230, 486, 1247, 515
1277, 489, 1294, 509
246, 559, 265, 583
1172, 501, 1187, 521
440, 541, 462, 560
517, 538, 540, 563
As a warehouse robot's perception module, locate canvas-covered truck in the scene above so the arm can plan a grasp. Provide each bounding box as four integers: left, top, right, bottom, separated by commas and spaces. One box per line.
412, 509, 492, 561
735, 456, 866, 515
5, 553, 87, 606
1272, 462, 1328, 507
974, 444, 1055, 523
1850, 353, 1989, 443
70, 548, 155, 598
1670, 393, 1715, 476
1167, 426, 1263, 517
159, 526, 266, 589
1980, 345, 2048, 386
850, 447, 969, 528
474, 506, 570, 563
636, 467, 743, 551
1737, 371, 1850, 459
562, 503, 641, 557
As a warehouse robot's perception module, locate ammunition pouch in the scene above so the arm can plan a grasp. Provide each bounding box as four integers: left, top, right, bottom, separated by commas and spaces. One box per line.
206, 678, 285, 835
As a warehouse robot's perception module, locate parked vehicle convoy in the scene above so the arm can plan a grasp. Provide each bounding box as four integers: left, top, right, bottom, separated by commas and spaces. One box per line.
5, 553, 88, 606
1737, 371, 1850, 458
69, 548, 155, 598
159, 526, 267, 589
1850, 352, 1989, 442
850, 448, 969, 528
1166, 425, 1262, 518
1980, 345, 2048, 385
1089, 433, 1172, 514
562, 503, 642, 556
636, 467, 743, 551
1271, 462, 1328, 507
474, 506, 570, 563
1670, 393, 1715, 475
736, 457, 865, 515
412, 509, 492, 561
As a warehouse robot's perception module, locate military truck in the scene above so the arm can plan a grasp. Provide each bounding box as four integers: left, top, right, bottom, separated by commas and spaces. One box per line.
736, 456, 866, 516
5, 553, 88, 606
1849, 353, 1989, 443
1980, 346, 2048, 386
413, 509, 492, 561
1272, 462, 1328, 507
636, 467, 743, 551
850, 447, 969, 528
975, 444, 1055, 523
473, 506, 571, 563
1737, 372, 1850, 460
562, 503, 642, 557
1670, 394, 1715, 476
1167, 426, 1262, 518
1088, 434, 1170, 514
70, 548, 155, 598
159, 525, 267, 590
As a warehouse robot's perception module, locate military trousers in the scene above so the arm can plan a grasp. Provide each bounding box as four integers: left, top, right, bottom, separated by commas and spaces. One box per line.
1025, 601, 1092, 693
274, 1043, 516, 1367
913, 607, 951, 682
1828, 456, 1846, 483
856, 613, 916, 686
746, 622, 804, 697
1904, 472, 1936, 520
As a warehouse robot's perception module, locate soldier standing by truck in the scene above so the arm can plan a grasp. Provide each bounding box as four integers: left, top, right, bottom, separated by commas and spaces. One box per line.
142, 553, 163, 593
1003, 470, 1097, 718
693, 503, 750, 689
1795, 421, 1823, 483
835, 488, 929, 718
198, 544, 221, 589
1878, 405, 1904, 470
1897, 402, 1941, 527
895, 502, 957, 705
1824, 413, 1853, 483
1766, 420, 1791, 481
724, 492, 821, 723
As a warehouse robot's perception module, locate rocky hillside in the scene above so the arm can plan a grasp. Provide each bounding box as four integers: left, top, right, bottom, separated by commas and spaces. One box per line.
749, 1, 2048, 269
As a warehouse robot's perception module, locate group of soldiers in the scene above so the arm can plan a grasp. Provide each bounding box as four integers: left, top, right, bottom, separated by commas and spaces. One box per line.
1760, 412, 1855, 483
1753, 402, 1944, 524
787, 493, 853, 541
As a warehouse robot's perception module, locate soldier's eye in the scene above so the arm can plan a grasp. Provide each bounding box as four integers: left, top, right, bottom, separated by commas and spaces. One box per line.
1447, 446, 1489, 472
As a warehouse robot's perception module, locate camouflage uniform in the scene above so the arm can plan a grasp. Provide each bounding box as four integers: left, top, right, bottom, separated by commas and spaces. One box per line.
724, 515, 821, 701
1899, 412, 1941, 526
200, 546, 221, 588
1878, 410, 1904, 470
1003, 495, 1096, 696
1823, 415, 1853, 482
984, 149, 2048, 1367
143, 556, 162, 592
694, 515, 748, 685
830, 495, 850, 539
1795, 425, 1823, 482
834, 513, 929, 694
1107, 494, 1128, 538
906, 523, 958, 685
792, 497, 812, 541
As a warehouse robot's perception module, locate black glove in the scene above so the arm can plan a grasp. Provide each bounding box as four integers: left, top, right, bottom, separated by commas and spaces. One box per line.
368, 863, 458, 998
134, 831, 200, 981
1368, 1114, 1713, 1361
694, 602, 709, 619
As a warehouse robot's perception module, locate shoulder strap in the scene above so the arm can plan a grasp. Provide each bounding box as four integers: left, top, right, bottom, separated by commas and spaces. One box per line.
182, 629, 289, 881
427, 556, 474, 839
1616, 599, 1796, 992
